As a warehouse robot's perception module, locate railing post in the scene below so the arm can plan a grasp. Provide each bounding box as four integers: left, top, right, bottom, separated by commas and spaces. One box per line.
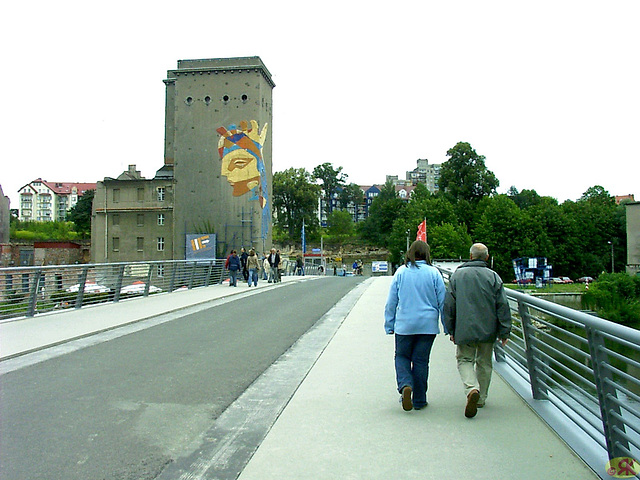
205, 260, 214, 287
518, 299, 548, 400
27, 269, 42, 317
586, 327, 630, 459
143, 264, 152, 296
75, 267, 89, 309
113, 264, 125, 303
188, 262, 196, 290
214, 260, 224, 284
169, 262, 177, 292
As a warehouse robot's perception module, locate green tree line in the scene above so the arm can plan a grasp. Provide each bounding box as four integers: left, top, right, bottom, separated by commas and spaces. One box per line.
273, 142, 628, 284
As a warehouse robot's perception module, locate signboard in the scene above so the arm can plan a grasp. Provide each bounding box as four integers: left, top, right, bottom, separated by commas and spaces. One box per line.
185, 234, 216, 260
372, 261, 388, 273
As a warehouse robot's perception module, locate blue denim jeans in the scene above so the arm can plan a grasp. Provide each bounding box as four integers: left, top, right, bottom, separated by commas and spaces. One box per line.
248, 268, 258, 286
394, 334, 436, 409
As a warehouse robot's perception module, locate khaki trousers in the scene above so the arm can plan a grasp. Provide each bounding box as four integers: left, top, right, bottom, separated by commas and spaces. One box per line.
455, 342, 495, 405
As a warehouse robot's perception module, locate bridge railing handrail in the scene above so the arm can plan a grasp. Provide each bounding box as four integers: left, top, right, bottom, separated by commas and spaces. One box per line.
437, 266, 640, 476
0, 260, 228, 320
0, 259, 326, 322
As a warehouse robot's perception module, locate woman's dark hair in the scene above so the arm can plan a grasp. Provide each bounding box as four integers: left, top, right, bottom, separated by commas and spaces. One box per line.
405, 240, 431, 267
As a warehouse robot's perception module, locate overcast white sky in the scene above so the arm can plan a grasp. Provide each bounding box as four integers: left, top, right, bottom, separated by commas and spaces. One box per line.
2, 0, 638, 208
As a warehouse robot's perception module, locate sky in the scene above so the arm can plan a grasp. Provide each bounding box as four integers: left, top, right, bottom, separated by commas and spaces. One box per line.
2, 0, 638, 208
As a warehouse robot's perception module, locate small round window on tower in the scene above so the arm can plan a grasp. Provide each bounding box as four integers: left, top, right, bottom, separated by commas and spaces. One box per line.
204, 96, 211, 105
222, 95, 230, 103
241, 94, 248, 102
185, 96, 194, 106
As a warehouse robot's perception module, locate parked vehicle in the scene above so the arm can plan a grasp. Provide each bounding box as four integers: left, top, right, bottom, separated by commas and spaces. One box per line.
120, 281, 162, 295
65, 282, 111, 294
577, 276, 594, 283
560, 277, 574, 284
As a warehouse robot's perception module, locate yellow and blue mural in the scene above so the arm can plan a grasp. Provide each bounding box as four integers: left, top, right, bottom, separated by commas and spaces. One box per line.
217, 120, 270, 240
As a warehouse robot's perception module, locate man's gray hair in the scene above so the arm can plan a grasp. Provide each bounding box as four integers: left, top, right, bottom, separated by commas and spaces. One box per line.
470, 243, 489, 260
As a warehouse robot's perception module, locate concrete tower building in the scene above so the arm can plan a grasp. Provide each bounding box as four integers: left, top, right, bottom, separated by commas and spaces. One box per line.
92, 57, 274, 263
165, 57, 274, 258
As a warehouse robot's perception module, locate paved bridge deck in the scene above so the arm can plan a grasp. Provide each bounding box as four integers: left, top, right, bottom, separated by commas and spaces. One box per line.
0, 276, 598, 479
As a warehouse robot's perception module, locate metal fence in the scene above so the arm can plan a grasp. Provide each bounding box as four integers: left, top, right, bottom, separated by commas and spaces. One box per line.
0, 259, 328, 321
439, 267, 640, 476
0, 260, 226, 320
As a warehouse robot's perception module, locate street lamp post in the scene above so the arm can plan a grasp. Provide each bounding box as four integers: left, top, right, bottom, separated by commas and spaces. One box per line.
406, 229, 410, 253
608, 240, 614, 273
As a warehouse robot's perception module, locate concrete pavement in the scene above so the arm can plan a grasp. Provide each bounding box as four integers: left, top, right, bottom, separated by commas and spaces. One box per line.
237, 276, 597, 480
0, 275, 598, 479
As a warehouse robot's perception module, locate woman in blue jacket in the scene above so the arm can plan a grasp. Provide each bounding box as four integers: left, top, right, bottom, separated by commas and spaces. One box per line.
384, 240, 447, 411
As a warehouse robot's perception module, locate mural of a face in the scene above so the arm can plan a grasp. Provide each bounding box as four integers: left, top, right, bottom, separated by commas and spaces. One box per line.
217, 120, 268, 204
217, 120, 271, 239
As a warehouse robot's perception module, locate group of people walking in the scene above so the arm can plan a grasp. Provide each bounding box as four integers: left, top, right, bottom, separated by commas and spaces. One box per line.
384, 241, 511, 418
225, 247, 282, 287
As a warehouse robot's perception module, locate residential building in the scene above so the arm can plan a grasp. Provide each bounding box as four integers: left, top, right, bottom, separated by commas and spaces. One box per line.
92, 165, 174, 263
0, 184, 10, 244
626, 202, 640, 276
616, 194, 635, 205
405, 158, 441, 193
92, 57, 274, 262
17, 179, 95, 222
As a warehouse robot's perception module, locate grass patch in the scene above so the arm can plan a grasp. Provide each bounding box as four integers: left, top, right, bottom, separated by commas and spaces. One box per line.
505, 283, 587, 294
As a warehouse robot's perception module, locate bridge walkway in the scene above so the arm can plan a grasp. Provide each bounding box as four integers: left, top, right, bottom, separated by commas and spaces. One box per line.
0, 276, 598, 479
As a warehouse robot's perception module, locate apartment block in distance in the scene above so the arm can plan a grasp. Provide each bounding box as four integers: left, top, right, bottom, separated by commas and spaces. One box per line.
18, 179, 96, 222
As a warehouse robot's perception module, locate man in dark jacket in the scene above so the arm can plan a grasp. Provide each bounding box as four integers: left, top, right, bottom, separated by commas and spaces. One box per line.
240, 247, 249, 281
443, 243, 511, 418
267, 248, 280, 283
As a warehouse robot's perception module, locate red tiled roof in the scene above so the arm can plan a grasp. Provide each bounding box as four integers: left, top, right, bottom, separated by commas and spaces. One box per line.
40, 181, 96, 195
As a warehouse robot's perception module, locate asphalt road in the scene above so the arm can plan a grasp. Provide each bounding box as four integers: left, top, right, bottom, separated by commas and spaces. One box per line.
0, 276, 364, 480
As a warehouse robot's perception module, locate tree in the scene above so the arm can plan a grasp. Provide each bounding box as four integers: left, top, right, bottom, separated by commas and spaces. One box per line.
428, 223, 473, 259
358, 181, 406, 248
583, 273, 640, 326
473, 195, 542, 279
67, 189, 94, 238
338, 182, 364, 215
508, 187, 543, 210
561, 185, 623, 277
326, 210, 355, 238
439, 142, 499, 204
272, 168, 320, 240
312, 163, 347, 215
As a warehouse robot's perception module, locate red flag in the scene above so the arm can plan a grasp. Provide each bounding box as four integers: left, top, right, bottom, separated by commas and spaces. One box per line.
416, 220, 427, 242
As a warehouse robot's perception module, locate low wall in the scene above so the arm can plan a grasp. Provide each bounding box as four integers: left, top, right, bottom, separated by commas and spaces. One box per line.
529, 292, 583, 310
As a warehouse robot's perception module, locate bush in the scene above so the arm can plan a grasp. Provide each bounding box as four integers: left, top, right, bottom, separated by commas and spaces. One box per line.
583, 273, 640, 326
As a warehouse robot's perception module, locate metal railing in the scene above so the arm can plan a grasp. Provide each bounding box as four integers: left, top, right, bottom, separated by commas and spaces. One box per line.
0, 260, 226, 320
438, 267, 640, 477
0, 259, 328, 321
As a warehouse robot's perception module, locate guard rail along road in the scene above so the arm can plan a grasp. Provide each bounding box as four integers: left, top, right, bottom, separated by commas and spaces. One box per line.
0, 259, 322, 321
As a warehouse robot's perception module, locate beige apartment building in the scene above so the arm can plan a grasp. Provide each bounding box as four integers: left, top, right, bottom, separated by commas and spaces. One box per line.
92, 57, 274, 263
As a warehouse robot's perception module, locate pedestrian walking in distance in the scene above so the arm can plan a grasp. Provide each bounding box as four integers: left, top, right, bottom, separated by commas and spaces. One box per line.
443, 243, 511, 418
384, 240, 447, 411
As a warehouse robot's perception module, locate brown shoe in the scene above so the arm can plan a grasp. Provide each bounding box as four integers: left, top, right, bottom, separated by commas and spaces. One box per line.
401, 386, 413, 411
465, 389, 480, 418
